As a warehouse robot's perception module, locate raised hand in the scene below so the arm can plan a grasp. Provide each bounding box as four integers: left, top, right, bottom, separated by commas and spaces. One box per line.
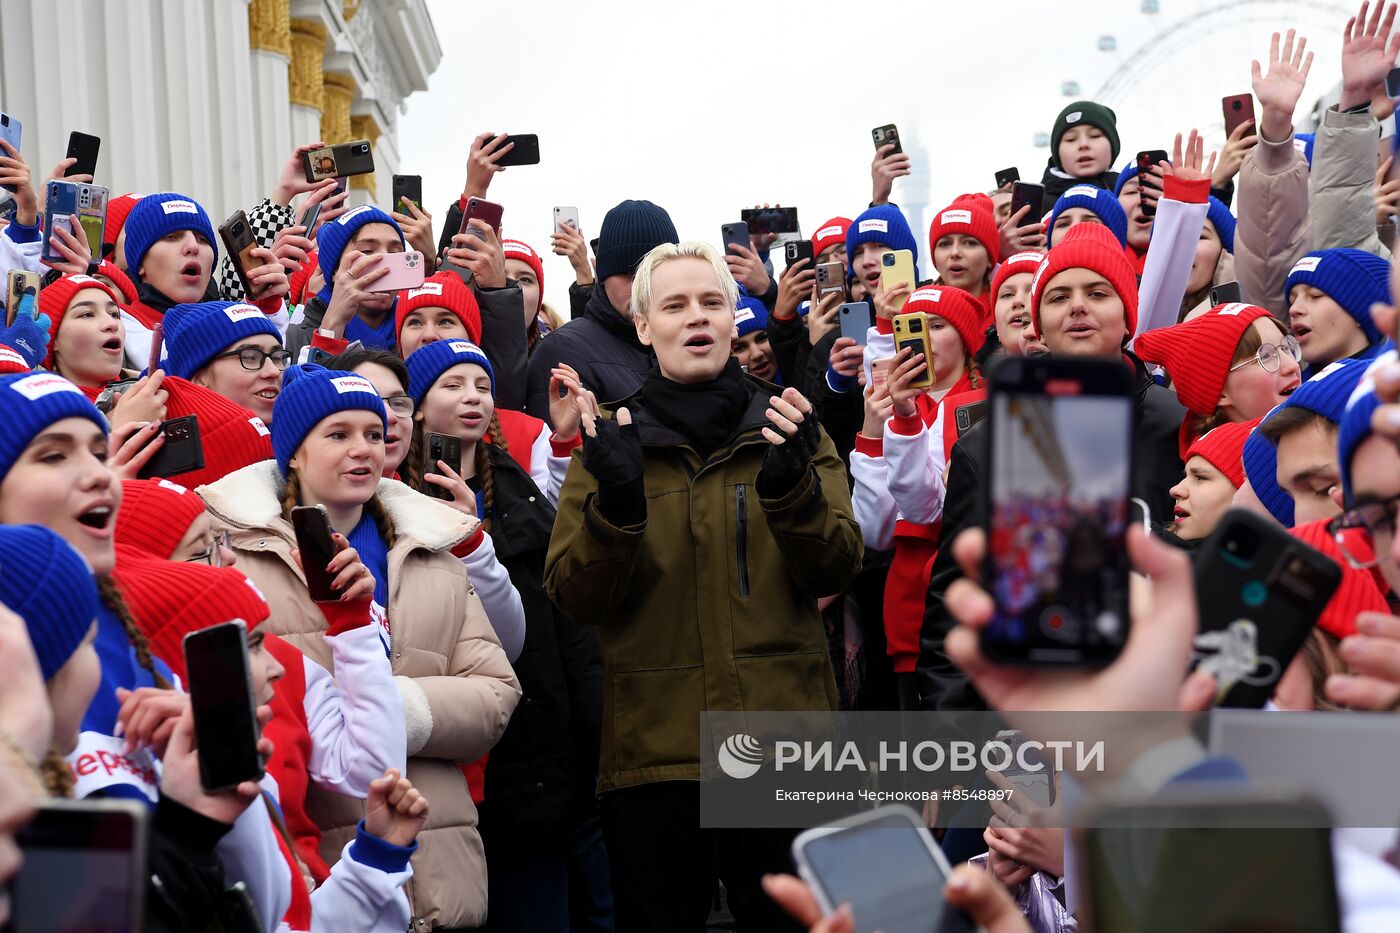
392, 197, 437, 270
724, 242, 771, 297
886, 346, 929, 418
1212, 119, 1259, 189
445, 221, 507, 289
548, 364, 593, 442
999, 204, 1046, 257
365, 768, 429, 847
1164, 129, 1217, 185
1341, 1, 1400, 110
273, 141, 335, 206
1252, 29, 1314, 140
463, 132, 513, 201
871, 143, 911, 207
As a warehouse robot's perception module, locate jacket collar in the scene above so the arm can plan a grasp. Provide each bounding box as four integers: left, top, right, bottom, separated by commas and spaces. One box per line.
583, 282, 647, 348
198, 460, 479, 551
613, 373, 776, 450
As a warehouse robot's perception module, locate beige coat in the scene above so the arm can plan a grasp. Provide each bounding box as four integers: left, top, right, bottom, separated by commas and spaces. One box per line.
199, 462, 521, 930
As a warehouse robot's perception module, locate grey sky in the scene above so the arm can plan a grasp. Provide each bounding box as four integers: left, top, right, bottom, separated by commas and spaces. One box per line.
400, 0, 1351, 314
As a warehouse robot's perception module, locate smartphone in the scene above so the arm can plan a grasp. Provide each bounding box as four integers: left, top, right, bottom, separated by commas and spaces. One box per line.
218, 209, 261, 298
9, 798, 148, 933
792, 805, 975, 933
42, 179, 80, 262
1388, 66, 1400, 99
1136, 149, 1170, 218
75, 182, 109, 259
148, 321, 164, 371
1192, 509, 1340, 707
785, 239, 814, 269
65, 130, 101, 177
496, 132, 540, 167
871, 357, 893, 391
954, 398, 988, 437
364, 250, 426, 292
6, 269, 41, 326
1221, 93, 1256, 138
94, 378, 138, 415
136, 415, 204, 480
992, 729, 1052, 806
1209, 281, 1242, 306
871, 123, 903, 155
1010, 181, 1045, 224
297, 200, 322, 235
183, 620, 264, 792
301, 138, 375, 183
0, 112, 19, 191
982, 355, 1134, 666
461, 196, 503, 238
291, 504, 338, 601
392, 173, 422, 212
893, 312, 935, 389
721, 221, 751, 256
838, 301, 873, 345
553, 205, 580, 232
424, 432, 463, 500
879, 249, 916, 295
1076, 791, 1340, 933
815, 261, 846, 300
994, 166, 1020, 189
741, 206, 799, 235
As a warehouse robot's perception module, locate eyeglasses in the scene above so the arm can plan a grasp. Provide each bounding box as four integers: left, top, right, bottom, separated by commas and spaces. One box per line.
1327, 492, 1400, 569
186, 529, 232, 567
384, 395, 415, 417
1228, 335, 1302, 374
214, 346, 293, 372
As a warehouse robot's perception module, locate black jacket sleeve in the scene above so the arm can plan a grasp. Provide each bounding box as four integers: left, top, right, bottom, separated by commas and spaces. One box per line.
568, 281, 591, 320
437, 198, 465, 259
768, 312, 809, 392
476, 283, 529, 410
916, 431, 989, 712
146, 796, 234, 933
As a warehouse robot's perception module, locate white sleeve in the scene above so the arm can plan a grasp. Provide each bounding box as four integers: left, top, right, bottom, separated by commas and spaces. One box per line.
0, 227, 44, 305
120, 311, 155, 371
265, 299, 291, 340
850, 448, 898, 551
306, 624, 409, 797
1131, 194, 1209, 343
310, 836, 414, 933
214, 782, 293, 933
527, 423, 553, 502
460, 532, 527, 662
883, 411, 948, 525
547, 451, 571, 509
861, 327, 896, 386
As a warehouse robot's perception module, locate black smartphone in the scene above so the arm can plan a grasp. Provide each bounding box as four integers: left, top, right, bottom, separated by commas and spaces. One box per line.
10, 799, 148, 933
392, 173, 422, 212
64, 131, 101, 177
785, 239, 814, 269
1009, 181, 1044, 224
871, 123, 902, 155
982, 356, 1134, 666
1192, 510, 1340, 708
136, 415, 203, 480
301, 139, 375, 182
721, 221, 751, 256
1209, 281, 1242, 306
1388, 66, 1400, 99
218, 210, 260, 299
291, 504, 338, 601
183, 620, 264, 792
496, 133, 540, 166
741, 206, 799, 235
954, 398, 988, 437
424, 432, 462, 500
994, 166, 1020, 189
297, 200, 322, 234
1136, 149, 1170, 218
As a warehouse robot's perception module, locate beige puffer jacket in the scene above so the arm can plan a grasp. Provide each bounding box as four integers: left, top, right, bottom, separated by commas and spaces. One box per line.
199, 462, 521, 930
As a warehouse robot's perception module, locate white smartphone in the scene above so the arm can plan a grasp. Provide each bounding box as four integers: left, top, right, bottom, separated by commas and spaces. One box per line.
791, 805, 978, 933
553, 205, 580, 232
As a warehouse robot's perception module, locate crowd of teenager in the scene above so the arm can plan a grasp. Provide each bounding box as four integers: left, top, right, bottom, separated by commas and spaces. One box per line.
8, 3, 1400, 931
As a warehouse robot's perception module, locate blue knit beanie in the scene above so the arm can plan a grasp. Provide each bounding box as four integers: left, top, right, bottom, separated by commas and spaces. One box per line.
1206, 197, 1236, 254
593, 200, 679, 282
735, 291, 769, 339
122, 193, 218, 283
1046, 185, 1128, 248
1114, 162, 1141, 195
1295, 133, 1316, 166
1285, 249, 1389, 343
162, 301, 282, 380
1337, 348, 1398, 504
271, 364, 387, 476
315, 205, 405, 301
405, 339, 495, 404
1242, 420, 1293, 526
0, 372, 108, 483
845, 204, 920, 278
0, 525, 97, 680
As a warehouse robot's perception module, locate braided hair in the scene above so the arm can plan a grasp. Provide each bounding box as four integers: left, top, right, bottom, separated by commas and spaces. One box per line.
41, 746, 75, 798
98, 576, 172, 690
408, 411, 508, 533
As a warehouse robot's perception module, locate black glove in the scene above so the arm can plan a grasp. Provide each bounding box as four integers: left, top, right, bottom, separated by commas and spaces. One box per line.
581, 418, 645, 525
758, 410, 821, 498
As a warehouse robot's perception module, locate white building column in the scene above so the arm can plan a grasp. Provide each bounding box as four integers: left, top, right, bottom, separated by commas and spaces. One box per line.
247, 0, 294, 207
288, 18, 328, 153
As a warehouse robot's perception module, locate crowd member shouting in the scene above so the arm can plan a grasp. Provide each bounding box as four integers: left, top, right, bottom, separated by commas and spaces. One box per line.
927, 194, 999, 317
1285, 248, 1391, 374
1167, 418, 1260, 543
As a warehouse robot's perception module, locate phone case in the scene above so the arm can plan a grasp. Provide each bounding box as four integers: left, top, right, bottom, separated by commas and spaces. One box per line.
302, 139, 374, 182
218, 211, 260, 297
0, 113, 19, 191
297, 202, 322, 233
955, 399, 988, 437
893, 313, 935, 389
554, 206, 580, 231
1210, 282, 1243, 306
65, 131, 100, 177
463, 197, 504, 236
148, 322, 164, 372
392, 174, 422, 211
1222, 94, 1256, 137
871, 123, 902, 154
879, 249, 916, 295
76, 184, 108, 259
1193, 510, 1340, 707
815, 262, 846, 299
838, 302, 872, 345
182, 621, 263, 791
6, 269, 40, 326
42, 180, 80, 262
721, 222, 750, 256
784, 240, 814, 269
995, 167, 1020, 189
1010, 182, 1045, 224
365, 250, 426, 292
424, 433, 462, 500
291, 505, 338, 600
137, 415, 204, 480
496, 133, 540, 167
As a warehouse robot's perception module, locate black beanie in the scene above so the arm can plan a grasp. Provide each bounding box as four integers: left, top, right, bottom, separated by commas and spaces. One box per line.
594, 199, 679, 281
1050, 101, 1121, 168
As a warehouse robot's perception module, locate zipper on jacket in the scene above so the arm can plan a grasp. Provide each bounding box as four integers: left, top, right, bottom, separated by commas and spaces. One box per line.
735, 483, 750, 597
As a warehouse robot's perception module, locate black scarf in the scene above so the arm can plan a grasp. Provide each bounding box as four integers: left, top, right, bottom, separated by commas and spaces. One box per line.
583, 282, 647, 348
135, 275, 221, 314
640, 358, 752, 456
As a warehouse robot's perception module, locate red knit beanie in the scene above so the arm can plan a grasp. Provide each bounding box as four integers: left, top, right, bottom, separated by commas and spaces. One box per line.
1183, 417, 1259, 489
103, 193, 143, 251
928, 194, 1001, 266
95, 259, 137, 306
114, 551, 270, 678
288, 251, 318, 306
1029, 223, 1139, 339
1289, 519, 1389, 639
160, 378, 275, 489
38, 274, 125, 369
115, 478, 210, 559
1135, 304, 1272, 417
811, 217, 853, 260
395, 271, 483, 346
0, 344, 29, 374
902, 285, 987, 356
501, 239, 544, 313
991, 250, 1045, 299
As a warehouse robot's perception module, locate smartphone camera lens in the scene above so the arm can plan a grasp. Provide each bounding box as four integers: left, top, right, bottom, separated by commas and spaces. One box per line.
1221, 525, 1261, 567
882, 254, 895, 267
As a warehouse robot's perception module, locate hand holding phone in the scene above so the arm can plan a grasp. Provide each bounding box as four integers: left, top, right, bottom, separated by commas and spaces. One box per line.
183, 620, 264, 792
392, 174, 423, 212
1136, 149, 1169, 217
495, 133, 540, 166
364, 250, 426, 292
64, 131, 101, 177
218, 210, 260, 298
136, 415, 203, 480
1221, 94, 1256, 138
291, 504, 339, 601
423, 432, 463, 500
721, 221, 751, 256
460, 196, 503, 237
995, 166, 1020, 189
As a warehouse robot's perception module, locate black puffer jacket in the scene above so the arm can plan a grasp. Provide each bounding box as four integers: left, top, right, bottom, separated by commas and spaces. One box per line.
915, 352, 1186, 712
1040, 163, 1122, 207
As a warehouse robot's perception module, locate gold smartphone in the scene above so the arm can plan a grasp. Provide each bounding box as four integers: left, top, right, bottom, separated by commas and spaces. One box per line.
892, 312, 935, 389
880, 249, 916, 295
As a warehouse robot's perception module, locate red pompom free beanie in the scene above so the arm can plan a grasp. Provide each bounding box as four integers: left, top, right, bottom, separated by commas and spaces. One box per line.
928, 193, 1001, 266
901, 285, 988, 357
1029, 223, 1139, 339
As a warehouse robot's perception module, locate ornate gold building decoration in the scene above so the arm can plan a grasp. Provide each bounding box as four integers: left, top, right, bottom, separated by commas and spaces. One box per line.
348, 114, 382, 191
320, 72, 357, 145
288, 18, 328, 111
247, 0, 290, 57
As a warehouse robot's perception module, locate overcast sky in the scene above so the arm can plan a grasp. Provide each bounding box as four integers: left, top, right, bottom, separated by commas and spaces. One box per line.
399, 0, 1352, 314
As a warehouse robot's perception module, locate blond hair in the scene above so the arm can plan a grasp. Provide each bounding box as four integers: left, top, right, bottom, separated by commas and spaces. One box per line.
630, 241, 738, 318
